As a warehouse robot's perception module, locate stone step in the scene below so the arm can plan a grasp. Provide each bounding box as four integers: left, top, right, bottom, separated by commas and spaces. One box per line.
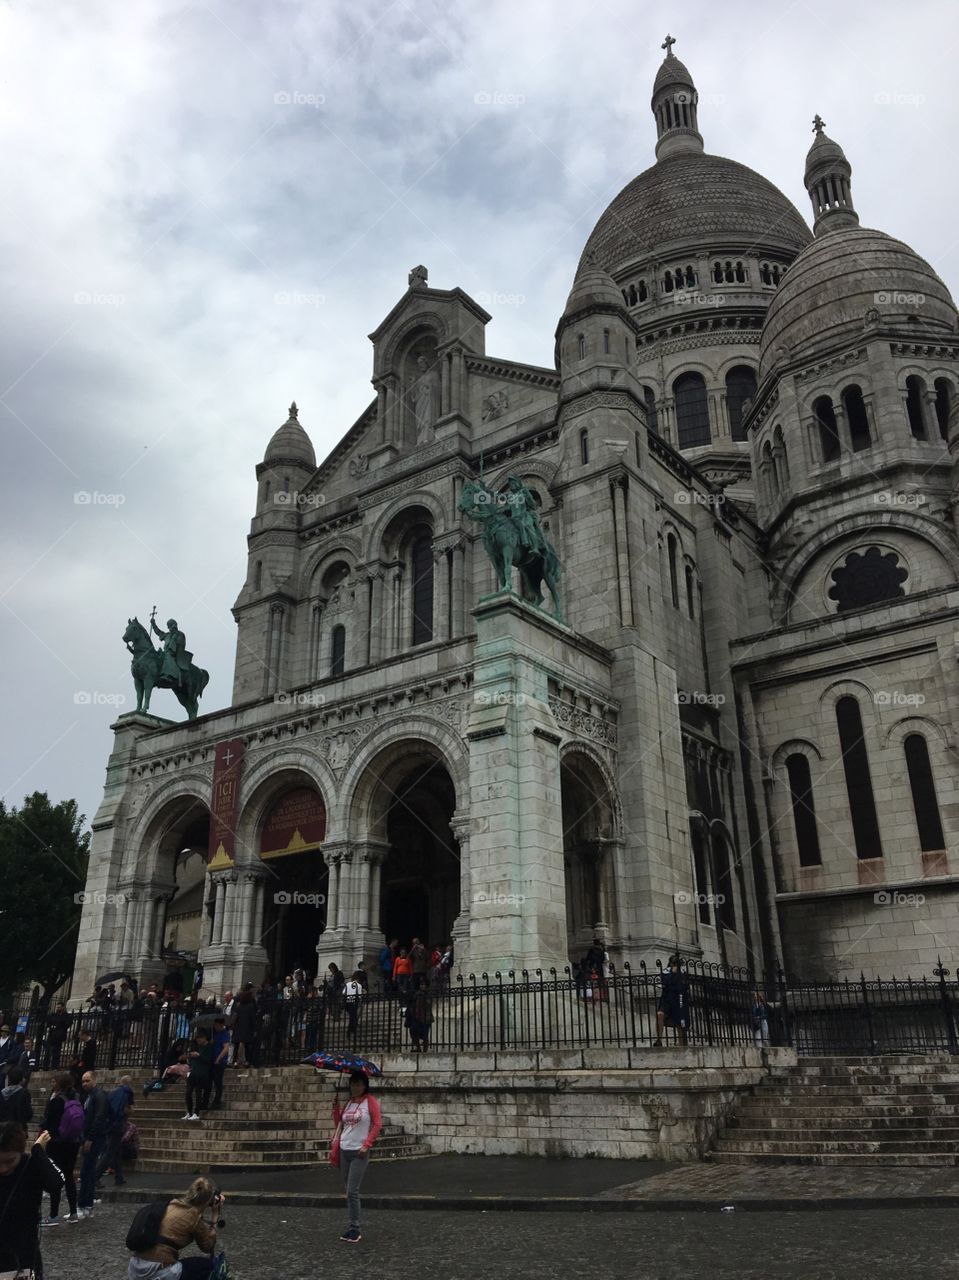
140, 1133, 414, 1154
135, 1146, 433, 1174
724, 1124, 959, 1141
712, 1137, 959, 1154
710, 1150, 957, 1167
735, 1100, 959, 1116
756, 1085, 959, 1098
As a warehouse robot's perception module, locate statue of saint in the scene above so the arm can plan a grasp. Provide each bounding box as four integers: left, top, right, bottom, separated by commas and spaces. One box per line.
504, 475, 548, 557
411, 354, 439, 444
150, 615, 192, 687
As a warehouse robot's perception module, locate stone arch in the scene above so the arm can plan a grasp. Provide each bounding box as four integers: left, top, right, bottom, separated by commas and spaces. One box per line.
378, 311, 450, 377
560, 746, 622, 951
771, 737, 824, 769
234, 750, 337, 863
364, 491, 448, 562
124, 776, 212, 886
300, 537, 362, 594
486, 457, 559, 495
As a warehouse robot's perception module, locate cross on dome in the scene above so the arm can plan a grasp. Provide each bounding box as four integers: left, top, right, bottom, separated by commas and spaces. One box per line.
812, 113, 826, 135
288, 401, 298, 419
662, 33, 676, 55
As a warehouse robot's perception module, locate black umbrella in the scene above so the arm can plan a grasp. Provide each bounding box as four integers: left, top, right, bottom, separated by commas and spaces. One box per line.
95, 971, 136, 987
189, 1013, 221, 1029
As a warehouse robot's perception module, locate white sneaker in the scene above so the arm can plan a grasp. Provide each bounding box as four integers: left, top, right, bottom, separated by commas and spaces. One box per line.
182, 1112, 193, 1120
188, 1113, 200, 1121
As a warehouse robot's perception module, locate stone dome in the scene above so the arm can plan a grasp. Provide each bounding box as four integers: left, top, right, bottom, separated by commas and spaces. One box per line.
563, 261, 626, 315
652, 53, 695, 97
264, 402, 316, 467
576, 153, 812, 279
758, 227, 958, 382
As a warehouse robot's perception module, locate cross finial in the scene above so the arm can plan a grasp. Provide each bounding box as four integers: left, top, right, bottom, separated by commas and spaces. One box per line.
812, 113, 826, 136
662, 33, 676, 55
408, 264, 428, 288
288, 400, 298, 419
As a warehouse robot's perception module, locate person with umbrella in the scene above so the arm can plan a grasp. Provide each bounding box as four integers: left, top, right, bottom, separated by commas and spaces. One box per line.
330, 1069, 381, 1244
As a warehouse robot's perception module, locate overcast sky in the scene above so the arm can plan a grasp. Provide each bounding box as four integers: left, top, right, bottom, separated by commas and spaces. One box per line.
2, 0, 957, 830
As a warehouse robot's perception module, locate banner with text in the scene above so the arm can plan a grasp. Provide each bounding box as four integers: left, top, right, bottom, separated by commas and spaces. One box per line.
260, 787, 326, 859
208, 739, 245, 870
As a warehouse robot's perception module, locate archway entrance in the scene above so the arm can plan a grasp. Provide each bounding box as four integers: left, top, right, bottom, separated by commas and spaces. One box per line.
561, 753, 617, 956
257, 785, 328, 983
370, 751, 459, 951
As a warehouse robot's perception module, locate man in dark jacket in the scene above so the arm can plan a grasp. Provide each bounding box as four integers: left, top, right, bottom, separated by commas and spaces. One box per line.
71, 1028, 97, 1090
95, 1074, 133, 1186
0, 1125, 64, 1276
0, 1068, 32, 1132
43, 1003, 70, 1069
77, 1070, 109, 1217
0, 1026, 15, 1088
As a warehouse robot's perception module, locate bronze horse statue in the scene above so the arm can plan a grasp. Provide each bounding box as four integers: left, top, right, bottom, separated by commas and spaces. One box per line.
123, 617, 209, 720
459, 477, 563, 620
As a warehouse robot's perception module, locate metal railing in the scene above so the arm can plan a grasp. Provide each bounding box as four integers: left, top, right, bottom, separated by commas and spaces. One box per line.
4, 959, 958, 1071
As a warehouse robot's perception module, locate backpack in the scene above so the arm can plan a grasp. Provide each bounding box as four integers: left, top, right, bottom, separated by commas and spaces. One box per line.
125, 1199, 174, 1253
59, 1097, 85, 1142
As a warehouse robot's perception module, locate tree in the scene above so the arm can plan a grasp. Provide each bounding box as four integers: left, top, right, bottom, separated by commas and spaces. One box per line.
0, 792, 90, 1006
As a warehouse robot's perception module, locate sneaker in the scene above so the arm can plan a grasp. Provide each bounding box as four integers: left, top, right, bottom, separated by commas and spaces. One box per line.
188, 1113, 200, 1121
41, 1216, 60, 1227
181, 1112, 193, 1120
93, 1198, 102, 1205
340, 1228, 361, 1244
77, 1208, 93, 1219
66, 1214, 79, 1224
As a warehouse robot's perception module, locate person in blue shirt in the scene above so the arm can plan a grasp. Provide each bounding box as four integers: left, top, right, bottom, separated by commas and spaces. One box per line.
210, 1019, 231, 1110
95, 1074, 133, 1186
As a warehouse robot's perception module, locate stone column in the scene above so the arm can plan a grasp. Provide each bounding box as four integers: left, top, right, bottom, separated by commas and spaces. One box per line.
368, 852, 384, 937
137, 895, 158, 963
391, 567, 403, 654
211, 877, 227, 946
435, 548, 451, 642
368, 571, 385, 665
450, 813, 472, 959
354, 855, 372, 931
440, 354, 451, 417
153, 895, 169, 957
451, 540, 466, 638
324, 854, 341, 934
119, 890, 138, 966
452, 347, 465, 415
336, 853, 353, 929
309, 602, 323, 678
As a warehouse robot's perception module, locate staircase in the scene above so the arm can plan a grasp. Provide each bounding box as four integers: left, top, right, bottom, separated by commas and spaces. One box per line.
711, 1055, 959, 1167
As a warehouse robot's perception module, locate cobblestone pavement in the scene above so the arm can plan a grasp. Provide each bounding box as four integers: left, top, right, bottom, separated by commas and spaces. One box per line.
606, 1162, 959, 1203
39, 1202, 959, 1280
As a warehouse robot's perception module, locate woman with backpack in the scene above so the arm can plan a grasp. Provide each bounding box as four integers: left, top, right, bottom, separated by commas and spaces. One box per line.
40, 1072, 83, 1224
126, 1175, 223, 1278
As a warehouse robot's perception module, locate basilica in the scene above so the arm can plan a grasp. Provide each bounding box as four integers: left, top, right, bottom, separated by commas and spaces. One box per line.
74, 38, 959, 998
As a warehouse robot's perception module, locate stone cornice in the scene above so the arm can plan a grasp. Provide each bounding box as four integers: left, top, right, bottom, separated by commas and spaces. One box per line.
464, 354, 559, 390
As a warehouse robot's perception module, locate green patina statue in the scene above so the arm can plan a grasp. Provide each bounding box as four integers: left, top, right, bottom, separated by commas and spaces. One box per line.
459, 474, 563, 620
122, 610, 210, 720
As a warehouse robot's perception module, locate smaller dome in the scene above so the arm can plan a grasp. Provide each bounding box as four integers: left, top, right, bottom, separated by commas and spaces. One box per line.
564, 259, 625, 315
652, 53, 695, 99
804, 131, 849, 185
264, 401, 316, 467
758, 228, 957, 382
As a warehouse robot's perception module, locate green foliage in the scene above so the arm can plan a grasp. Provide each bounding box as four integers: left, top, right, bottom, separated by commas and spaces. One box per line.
0, 792, 90, 1004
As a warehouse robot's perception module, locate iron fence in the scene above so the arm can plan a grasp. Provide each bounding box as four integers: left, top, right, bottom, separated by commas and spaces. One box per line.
3, 960, 958, 1071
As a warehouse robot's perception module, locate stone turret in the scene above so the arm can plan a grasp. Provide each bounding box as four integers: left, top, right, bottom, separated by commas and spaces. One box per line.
651, 34, 703, 160
804, 115, 859, 237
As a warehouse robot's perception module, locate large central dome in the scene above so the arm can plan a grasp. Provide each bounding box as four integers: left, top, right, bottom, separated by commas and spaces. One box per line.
578, 152, 812, 279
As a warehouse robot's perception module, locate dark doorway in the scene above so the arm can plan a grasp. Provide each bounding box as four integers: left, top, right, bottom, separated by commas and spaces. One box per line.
383, 884, 429, 946
259, 850, 329, 982
379, 761, 458, 950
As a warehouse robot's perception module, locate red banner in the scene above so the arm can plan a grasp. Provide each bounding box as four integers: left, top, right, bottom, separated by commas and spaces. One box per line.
208, 739, 244, 869
260, 787, 326, 860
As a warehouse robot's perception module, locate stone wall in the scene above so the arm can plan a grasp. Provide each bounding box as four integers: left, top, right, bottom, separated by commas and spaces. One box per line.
371, 1046, 795, 1159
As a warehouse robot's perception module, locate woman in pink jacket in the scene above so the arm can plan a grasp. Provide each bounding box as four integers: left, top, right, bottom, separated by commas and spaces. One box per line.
331, 1069, 381, 1244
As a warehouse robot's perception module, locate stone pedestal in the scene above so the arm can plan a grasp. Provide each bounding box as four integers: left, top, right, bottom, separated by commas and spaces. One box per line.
465, 592, 571, 973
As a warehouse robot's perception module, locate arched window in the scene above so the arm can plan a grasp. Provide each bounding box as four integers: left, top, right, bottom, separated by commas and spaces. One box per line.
674, 372, 711, 448
252, 560, 262, 592
642, 385, 659, 435
814, 396, 841, 462
905, 376, 927, 438
580, 429, 589, 464
638, 280, 648, 302
663, 270, 674, 294
773, 425, 789, 488
735, 260, 746, 283
691, 826, 711, 924
603, 328, 610, 355
726, 366, 757, 442
761, 441, 776, 500
712, 261, 723, 284
713, 833, 737, 932
842, 384, 872, 451
836, 696, 882, 859
785, 753, 822, 866
330, 624, 346, 677
667, 533, 679, 608
577, 334, 586, 360
684, 564, 695, 618
904, 734, 945, 851
410, 533, 434, 645
935, 379, 952, 441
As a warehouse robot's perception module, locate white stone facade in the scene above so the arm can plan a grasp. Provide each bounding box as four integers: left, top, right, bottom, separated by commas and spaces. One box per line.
73, 43, 959, 999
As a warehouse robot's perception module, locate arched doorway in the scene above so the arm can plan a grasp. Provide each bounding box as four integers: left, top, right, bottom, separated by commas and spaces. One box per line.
355, 743, 460, 952
561, 753, 618, 956
256, 785, 329, 982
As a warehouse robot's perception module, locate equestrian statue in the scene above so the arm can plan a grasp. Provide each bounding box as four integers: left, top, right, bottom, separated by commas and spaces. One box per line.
122, 607, 210, 721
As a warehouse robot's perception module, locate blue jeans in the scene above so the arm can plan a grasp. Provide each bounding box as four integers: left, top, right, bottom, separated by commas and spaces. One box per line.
340, 1149, 369, 1229
79, 1134, 106, 1208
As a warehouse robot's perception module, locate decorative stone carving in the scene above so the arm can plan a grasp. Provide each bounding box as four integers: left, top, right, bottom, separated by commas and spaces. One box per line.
348, 453, 370, 478
481, 389, 509, 421
549, 698, 618, 748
